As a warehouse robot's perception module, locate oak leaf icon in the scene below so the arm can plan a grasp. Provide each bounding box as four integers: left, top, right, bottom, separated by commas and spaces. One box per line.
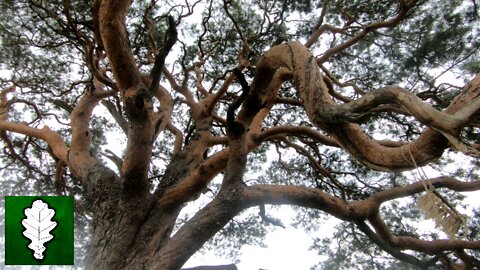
22, 199, 57, 260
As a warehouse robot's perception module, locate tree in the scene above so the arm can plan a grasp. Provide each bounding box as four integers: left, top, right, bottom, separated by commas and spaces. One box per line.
1, 0, 480, 269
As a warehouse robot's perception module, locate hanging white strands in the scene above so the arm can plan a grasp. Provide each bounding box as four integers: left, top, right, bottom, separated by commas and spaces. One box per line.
403, 146, 468, 239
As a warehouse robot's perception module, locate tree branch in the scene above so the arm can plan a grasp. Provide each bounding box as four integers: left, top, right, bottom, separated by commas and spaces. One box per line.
99, 0, 156, 195
69, 90, 102, 176
223, 0, 245, 43
0, 86, 68, 164
149, 15, 178, 95
259, 204, 285, 228
256, 125, 338, 147
152, 184, 245, 269
102, 149, 123, 173
101, 100, 128, 135
98, 0, 143, 91
256, 41, 480, 171
226, 68, 249, 136
369, 176, 480, 204
279, 137, 345, 194
355, 220, 434, 268
0, 122, 68, 163
316, 0, 418, 64
368, 214, 480, 254
244, 184, 374, 220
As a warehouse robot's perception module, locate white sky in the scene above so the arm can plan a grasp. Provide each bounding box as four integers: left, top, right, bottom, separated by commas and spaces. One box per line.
184, 206, 336, 270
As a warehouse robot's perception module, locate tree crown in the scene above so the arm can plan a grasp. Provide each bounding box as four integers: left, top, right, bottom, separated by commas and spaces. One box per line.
1, 0, 480, 269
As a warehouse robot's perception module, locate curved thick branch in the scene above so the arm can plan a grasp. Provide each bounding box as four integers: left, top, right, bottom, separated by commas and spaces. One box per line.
243, 177, 480, 266
0, 86, 68, 164
368, 214, 480, 255
369, 176, 480, 204
244, 184, 375, 220
70, 91, 103, 175
340, 85, 479, 133
395, 237, 480, 254
0, 122, 68, 163
255, 125, 338, 147
153, 170, 479, 269
257, 41, 480, 171
361, 178, 480, 262
362, 177, 480, 227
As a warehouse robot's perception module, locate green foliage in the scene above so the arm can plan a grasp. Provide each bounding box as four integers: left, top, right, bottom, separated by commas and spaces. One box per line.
1, 0, 479, 269
205, 212, 269, 260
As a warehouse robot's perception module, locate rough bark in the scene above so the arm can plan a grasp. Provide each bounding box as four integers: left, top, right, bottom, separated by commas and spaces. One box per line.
257, 42, 480, 171
2, 2, 480, 270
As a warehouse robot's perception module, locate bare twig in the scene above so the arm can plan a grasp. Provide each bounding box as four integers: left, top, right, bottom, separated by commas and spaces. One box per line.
259, 204, 285, 228
316, 0, 418, 64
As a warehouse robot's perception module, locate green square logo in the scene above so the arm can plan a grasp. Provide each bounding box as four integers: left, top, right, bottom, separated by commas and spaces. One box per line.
4, 196, 74, 265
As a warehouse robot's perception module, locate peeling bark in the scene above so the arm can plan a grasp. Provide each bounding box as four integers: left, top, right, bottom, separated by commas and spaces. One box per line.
256, 41, 480, 171
2, 2, 480, 269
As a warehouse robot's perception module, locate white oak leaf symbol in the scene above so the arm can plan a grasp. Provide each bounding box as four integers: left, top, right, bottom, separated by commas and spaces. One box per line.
22, 199, 57, 260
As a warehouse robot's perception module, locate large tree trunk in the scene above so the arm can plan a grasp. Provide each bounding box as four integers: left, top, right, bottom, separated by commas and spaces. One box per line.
3, 1, 480, 269
85, 2, 480, 264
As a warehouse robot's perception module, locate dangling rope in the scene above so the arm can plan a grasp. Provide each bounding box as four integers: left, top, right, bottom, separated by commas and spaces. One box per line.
402, 145, 468, 239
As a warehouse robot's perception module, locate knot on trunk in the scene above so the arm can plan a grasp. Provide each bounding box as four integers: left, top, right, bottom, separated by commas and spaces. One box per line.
124, 87, 153, 121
